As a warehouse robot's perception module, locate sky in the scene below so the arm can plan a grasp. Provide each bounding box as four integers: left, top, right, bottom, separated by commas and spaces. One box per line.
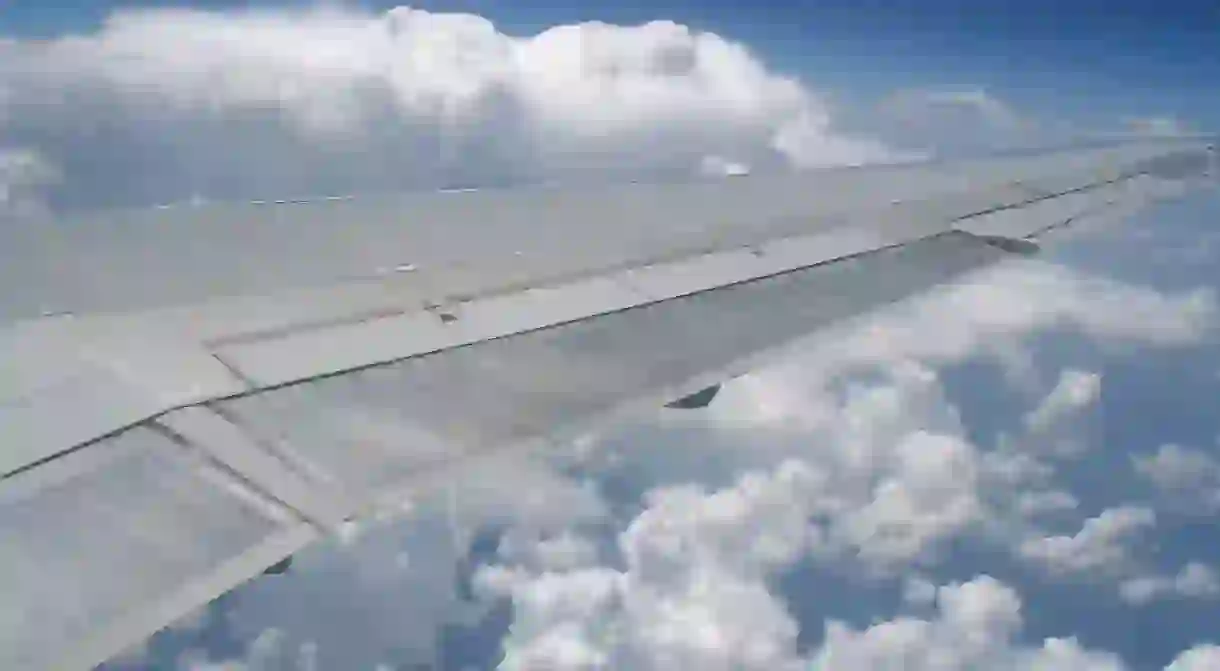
2, 1, 1219, 670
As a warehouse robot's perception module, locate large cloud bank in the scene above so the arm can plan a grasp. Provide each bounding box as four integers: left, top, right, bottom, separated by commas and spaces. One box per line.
0, 6, 893, 211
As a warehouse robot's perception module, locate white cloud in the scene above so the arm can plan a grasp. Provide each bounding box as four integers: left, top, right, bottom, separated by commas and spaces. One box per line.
475, 461, 823, 670
592, 290, 1206, 583
175, 628, 304, 671
0, 147, 56, 214
1025, 370, 1101, 434
496, 528, 602, 573
481, 499, 1216, 671
1176, 563, 1220, 597
486, 559, 1200, 671
1015, 490, 1080, 518
841, 261, 1215, 367
811, 576, 1141, 671
1020, 369, 1102, 458
868, 88, 1048, 155
770, 108, 901, 167
0, 6, 894, 209
442, 451, 611, 536
811, 578, 1217, 671
1132, 443, 1220, 514
1017, 506, 1156, 577
694, 261, 1215, 403
1119, 562, 1220, 606
812, 577, 1020, 671
819, 429, 985, 569
472, 360, 1163, 669
678, 263, 1212, 574
708, 362, 993, 573
698, 154, 751, 176
903, 576, 940, 608
1167, 645, 1220, 671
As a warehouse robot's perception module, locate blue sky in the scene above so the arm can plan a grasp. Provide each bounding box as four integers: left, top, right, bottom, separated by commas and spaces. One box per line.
3, 2, 1220, 670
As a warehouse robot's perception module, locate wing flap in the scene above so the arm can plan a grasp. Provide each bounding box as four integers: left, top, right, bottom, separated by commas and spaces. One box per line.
0, 424, 313, 671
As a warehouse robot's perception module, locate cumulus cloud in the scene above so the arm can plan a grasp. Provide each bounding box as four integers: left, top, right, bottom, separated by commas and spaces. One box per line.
1132, 443, 1220, 514
0, 6, 894, 210
0, 147, 56, 214
819, 583, 1220, 671
473, 451, 911, 670
483, 531, 1214, 671
583, 263, 1212, 576
810, 576, 1147, 671
564, 356, 1024, 574
1025, 370, 1101, 434
1017, 506, 1156, 577
441, 451, 611, 536
1167, 645, 1220, 671
472, 356, 1199, 670
698, 154, 751, 176
704, 363, 995, 572
1019, 369, 1102, 458
472, 455, 1218, 670
1120, 562, 1220, 606
842, 261, 1215, 365
1015, 490, 1080, 518
903, 576, 941, 608
633, 216, 1218, 627
671, 260, 1214, 574
474, 458, 850, 670
174, 628, 307, 671
684, 260, 1216, 404
867, 87, 1047, 155
496, 528, 603, 574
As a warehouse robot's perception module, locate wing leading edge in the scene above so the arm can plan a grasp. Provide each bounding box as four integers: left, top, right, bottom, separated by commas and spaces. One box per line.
0, 139, 1215, 670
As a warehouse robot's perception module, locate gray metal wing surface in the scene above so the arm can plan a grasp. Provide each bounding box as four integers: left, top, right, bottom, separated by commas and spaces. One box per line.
1, 138, 1216, 670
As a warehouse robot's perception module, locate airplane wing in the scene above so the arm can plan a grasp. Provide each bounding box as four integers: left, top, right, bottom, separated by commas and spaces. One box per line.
1, 138, 1215, 670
